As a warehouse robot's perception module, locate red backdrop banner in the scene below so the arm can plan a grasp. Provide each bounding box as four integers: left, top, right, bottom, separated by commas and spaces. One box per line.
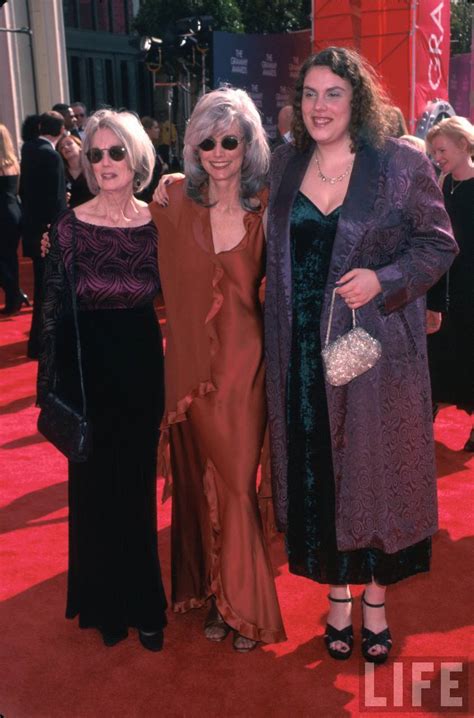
312, 1, 451, 130
415, 0, 450, 123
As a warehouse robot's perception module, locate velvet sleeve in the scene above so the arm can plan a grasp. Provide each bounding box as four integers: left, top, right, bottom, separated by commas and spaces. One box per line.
36, 219, 70, 405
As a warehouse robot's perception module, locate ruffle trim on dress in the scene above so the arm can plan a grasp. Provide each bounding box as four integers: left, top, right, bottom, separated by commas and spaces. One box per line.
158, 379, 217, 499
162, 379, 217, 429
187, 459, 286, 644
173, 596, 207, 614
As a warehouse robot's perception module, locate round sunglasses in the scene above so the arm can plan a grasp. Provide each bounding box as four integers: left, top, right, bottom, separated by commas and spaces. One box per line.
86, 145, 127, 164
198, 135, 243, 152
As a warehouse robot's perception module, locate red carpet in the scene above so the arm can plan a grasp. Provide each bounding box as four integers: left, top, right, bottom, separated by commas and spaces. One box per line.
1, 259, 473, 718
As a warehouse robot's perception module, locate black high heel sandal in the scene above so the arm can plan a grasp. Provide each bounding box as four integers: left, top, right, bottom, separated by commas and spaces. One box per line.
324, 594, 354, 660
361, 592, 392, 664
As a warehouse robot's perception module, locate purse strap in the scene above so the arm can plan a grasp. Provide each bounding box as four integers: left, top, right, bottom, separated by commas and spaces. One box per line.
324, 287, 356, 348
69, 216, 87, 417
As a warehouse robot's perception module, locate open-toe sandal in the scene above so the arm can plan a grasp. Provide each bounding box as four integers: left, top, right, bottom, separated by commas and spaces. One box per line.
324, 595, 354, 660
232, 632, 258, 653
204, 601, 231, 642
361, 592, 392, 665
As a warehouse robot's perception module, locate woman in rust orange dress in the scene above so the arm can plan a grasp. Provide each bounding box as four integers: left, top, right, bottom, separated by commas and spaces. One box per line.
150, 88, 286, 652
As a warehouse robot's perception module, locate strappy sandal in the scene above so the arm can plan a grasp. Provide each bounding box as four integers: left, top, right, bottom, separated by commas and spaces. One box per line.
361, 592, 393, 664
232, 632, 258, 653
324, 595, 354, 660
204, 600, 232, 642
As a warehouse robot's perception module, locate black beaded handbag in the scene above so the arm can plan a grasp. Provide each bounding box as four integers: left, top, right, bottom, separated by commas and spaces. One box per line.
37, 219, 92, 462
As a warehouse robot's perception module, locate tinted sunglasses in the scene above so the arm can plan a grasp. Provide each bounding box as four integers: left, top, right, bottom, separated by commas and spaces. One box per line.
86, 145, 127, 164
198, 135, 243, 152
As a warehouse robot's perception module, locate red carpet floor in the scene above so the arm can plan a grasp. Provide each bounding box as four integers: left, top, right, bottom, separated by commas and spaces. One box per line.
1, 259, 473, 718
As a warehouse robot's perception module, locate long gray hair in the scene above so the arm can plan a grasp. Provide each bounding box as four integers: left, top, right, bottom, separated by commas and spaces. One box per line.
183, 87, 270, 211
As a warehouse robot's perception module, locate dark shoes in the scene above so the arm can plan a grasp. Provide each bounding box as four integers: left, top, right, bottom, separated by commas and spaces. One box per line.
101, 628, 128, 647
101, 627, 164, 651
324, 595, 354, 660
324, 593, 393, 664
361, 592, 392, 665
0, 292, 30, 316
139, 629, 164, 652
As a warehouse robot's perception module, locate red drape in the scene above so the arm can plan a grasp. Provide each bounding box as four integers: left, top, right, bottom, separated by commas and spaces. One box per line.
312, 0, 450, 131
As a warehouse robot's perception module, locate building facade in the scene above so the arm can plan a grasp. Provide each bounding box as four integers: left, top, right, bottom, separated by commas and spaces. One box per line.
63, 0, 153, 114
0, 0, 153, 153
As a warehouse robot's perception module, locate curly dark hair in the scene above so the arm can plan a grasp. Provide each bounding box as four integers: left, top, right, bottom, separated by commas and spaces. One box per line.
292, 46, 393, 152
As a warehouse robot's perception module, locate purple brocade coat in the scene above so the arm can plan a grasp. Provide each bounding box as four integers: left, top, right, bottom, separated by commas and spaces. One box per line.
264, 138, 458, 554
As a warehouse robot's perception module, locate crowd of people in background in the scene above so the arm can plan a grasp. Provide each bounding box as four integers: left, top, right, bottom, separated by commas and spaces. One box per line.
0, 48, 473, 663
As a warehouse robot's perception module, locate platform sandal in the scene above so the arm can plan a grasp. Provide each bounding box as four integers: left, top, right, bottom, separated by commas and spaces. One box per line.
324, 595, 354, 660
361, 592, 392, 665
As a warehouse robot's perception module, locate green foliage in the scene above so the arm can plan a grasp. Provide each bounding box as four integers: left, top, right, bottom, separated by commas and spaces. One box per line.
133, 0, 244, 37
450, 0, 472, 56
240, 0, 311, 34
133, 0, 311, 36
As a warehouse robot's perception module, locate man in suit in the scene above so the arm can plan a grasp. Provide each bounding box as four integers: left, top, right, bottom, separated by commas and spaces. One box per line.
20, 111, 67, 359
52, 103, 82, 141
271, 105, 294, 152
71, 102, 88, 141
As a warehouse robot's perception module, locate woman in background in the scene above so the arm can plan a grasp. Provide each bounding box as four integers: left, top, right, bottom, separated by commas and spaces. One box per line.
426, 116, 474, 451
56, 133, 93, 208
0, 124, 28, 315
137, 117, 166, 203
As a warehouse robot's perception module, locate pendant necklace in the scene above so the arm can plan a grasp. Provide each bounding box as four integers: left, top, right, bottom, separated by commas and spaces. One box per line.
450, 176, 464, 195
314, 154, 354, 185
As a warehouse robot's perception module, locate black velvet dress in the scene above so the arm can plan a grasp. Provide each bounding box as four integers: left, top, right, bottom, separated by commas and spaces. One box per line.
0, 175, 22, 307
41, 210, 168, 641
286, 192, 431, 585
428, 175, 474, 413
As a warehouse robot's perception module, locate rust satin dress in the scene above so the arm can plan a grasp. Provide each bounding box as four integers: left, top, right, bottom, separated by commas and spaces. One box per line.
150, 184, 285, 644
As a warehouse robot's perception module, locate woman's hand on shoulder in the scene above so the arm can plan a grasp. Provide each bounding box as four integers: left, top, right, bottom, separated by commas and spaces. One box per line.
153, 172, 185, 206
335, 268, 382, 309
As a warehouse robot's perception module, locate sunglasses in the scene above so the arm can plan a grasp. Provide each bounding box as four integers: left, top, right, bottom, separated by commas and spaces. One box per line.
198, 135, 243, 152
86, 146, 127, 164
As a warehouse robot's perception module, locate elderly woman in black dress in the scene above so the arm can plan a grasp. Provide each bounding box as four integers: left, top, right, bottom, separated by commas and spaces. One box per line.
38, 110, 167, 651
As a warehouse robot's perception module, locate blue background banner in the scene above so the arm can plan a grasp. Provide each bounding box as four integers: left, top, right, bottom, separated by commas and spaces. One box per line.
212, 31, 311, 140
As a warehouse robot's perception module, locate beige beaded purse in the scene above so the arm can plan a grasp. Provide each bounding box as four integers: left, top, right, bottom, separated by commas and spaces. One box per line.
321, 288, 382, 386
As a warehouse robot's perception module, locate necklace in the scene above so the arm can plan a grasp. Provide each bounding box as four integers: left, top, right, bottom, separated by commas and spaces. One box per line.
450, 176, 464, 195
314, 154, 354, 185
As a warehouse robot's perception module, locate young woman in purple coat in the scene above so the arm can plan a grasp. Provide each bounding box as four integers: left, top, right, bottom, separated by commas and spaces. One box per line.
264, 47, 457, 663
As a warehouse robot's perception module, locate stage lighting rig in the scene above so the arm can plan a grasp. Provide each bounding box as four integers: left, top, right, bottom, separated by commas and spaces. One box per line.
140, 35, 163, 72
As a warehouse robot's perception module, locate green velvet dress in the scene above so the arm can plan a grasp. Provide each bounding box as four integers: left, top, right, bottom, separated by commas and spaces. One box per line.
286, 191, 431, 585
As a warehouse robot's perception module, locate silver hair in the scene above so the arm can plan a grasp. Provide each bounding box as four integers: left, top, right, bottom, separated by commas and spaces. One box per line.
81, 109, 155, 195
183, 87, 270, 210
